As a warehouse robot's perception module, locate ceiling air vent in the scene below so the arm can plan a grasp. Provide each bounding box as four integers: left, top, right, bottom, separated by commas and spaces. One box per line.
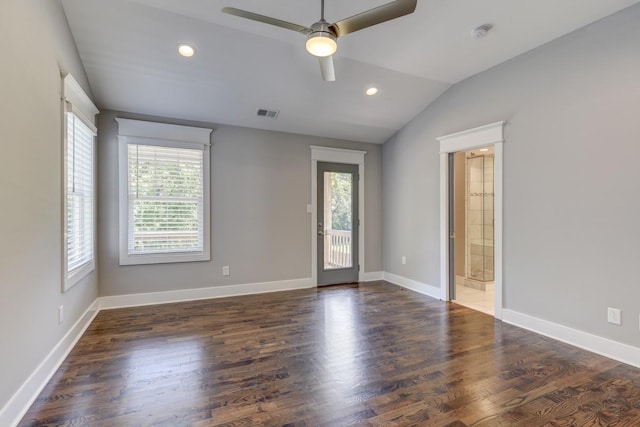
256, 108, 279, 119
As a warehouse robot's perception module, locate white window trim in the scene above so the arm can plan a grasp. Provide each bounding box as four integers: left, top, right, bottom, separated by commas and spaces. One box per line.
62, 74, 99, 292
116, 118, 213, 266
310, 146, 366, 285
437, 121, 505, 319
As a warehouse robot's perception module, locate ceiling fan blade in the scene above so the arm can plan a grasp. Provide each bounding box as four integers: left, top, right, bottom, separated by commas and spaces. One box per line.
222, 7, 312, 35
319, 56, 336, 82
329, 0, 417, 37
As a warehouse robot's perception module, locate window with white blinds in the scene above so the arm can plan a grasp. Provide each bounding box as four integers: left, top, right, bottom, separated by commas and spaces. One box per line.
117, 118, 212, 266
127, 143, 204, 254
63, 73, 98, 291
66, 114, 95, 272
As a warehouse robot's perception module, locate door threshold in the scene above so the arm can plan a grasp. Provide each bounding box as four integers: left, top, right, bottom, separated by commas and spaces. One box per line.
452, 300, 494, 316
318, 282, 360, 288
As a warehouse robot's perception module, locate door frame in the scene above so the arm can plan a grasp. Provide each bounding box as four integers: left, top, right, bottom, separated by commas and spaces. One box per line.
437, 121, 505, 319
310, 146, 366, 286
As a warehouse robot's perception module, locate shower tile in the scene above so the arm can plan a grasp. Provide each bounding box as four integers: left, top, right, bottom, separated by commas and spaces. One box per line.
470, 183, 483, 193
484, 225, 494, 238
470, 244, 484, 256
469, 225, 482, 240
470, 211, 482, 225
484, 211, 494, 223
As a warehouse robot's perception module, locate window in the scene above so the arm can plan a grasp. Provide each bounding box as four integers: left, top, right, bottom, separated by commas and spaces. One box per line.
116, 119, 212, 265
63, 74, 98, 291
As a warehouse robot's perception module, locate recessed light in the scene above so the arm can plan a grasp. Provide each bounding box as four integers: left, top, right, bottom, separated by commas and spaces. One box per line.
178, 44, 196, 58
366, 87, 378, 96
479, 148, 489, 152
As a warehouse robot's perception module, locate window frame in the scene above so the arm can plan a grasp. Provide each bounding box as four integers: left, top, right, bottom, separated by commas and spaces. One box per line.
116, 118, 212, 266
63, 74, 98, 292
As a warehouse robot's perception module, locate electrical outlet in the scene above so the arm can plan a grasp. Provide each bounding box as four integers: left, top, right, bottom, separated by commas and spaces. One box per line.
607, 307, 621, 325
401, 256, 406, 265
58, 305, 64, 324
223, 265, 230, 276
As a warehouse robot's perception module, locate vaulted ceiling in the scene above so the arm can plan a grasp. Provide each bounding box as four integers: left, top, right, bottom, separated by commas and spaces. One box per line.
61, 0, 639, 143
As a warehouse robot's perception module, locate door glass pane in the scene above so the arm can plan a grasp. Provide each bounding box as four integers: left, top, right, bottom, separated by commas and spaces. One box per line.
324, 171, 352, 270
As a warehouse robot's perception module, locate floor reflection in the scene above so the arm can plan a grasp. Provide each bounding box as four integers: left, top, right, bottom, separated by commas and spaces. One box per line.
322, 290, 361, 388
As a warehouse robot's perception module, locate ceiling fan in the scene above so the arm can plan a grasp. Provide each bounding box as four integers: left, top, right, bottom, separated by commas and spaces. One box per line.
222, 0, 417, 82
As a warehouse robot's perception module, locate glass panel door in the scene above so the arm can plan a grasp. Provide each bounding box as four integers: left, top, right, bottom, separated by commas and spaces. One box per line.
317, 162, 359, 285
323, 171, 353, 269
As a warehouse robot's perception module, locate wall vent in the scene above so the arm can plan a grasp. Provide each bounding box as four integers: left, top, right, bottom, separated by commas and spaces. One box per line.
256, 108, 279, 119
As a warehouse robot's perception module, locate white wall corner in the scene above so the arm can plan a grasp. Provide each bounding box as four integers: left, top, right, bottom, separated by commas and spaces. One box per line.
0, 299, 100, 427
503, 309, 640, 369
383, 272, 444, 300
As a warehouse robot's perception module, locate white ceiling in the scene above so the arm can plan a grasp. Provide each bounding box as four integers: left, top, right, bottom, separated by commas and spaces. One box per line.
61, 0, 638, 143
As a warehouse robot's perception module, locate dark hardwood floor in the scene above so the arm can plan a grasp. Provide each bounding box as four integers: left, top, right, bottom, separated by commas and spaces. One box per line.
19, 281, 640, 426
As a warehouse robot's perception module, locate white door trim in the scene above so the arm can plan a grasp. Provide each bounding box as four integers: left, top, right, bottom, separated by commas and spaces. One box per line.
437, 121, 505, 319
310, 146, 366, 285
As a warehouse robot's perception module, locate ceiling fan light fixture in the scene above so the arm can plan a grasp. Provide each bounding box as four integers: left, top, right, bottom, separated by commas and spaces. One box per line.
305, 32, 337, 57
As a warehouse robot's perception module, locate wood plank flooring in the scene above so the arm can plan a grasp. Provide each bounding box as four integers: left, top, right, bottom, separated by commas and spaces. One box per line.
19, 281, 640, 426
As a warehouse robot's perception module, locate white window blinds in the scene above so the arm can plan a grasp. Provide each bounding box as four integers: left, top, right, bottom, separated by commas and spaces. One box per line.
63, 74, 98, 291
117, 118, 211, 266
127, 143, 204, 255
66, 113, 95, 272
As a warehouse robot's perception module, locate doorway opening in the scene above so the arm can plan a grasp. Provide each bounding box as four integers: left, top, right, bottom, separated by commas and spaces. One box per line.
451, 148, 495, 315
438, 121, 504, 319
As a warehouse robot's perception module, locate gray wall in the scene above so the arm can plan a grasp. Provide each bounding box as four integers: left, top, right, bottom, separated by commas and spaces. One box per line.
384, 4, 640, 347
0, 0, 98, 410
98, 111, 383, 296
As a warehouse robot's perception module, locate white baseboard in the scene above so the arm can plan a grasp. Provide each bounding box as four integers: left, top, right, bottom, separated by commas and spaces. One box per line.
99, 278, 314, 310
360, 271, 384, 282
503, 309, 640, 369
383, 272, 443, 300
0, 299, 100, 427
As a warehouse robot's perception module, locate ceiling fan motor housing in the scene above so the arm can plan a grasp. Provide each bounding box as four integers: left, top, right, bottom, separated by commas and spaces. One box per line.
306, 20, 338, 57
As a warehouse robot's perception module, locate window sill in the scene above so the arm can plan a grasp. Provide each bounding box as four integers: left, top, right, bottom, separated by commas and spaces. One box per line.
119, 251, 210, 266
64, 260, 95, 292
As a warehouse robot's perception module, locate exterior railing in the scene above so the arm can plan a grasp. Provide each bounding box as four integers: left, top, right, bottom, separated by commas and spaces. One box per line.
324, 229, 352, 269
